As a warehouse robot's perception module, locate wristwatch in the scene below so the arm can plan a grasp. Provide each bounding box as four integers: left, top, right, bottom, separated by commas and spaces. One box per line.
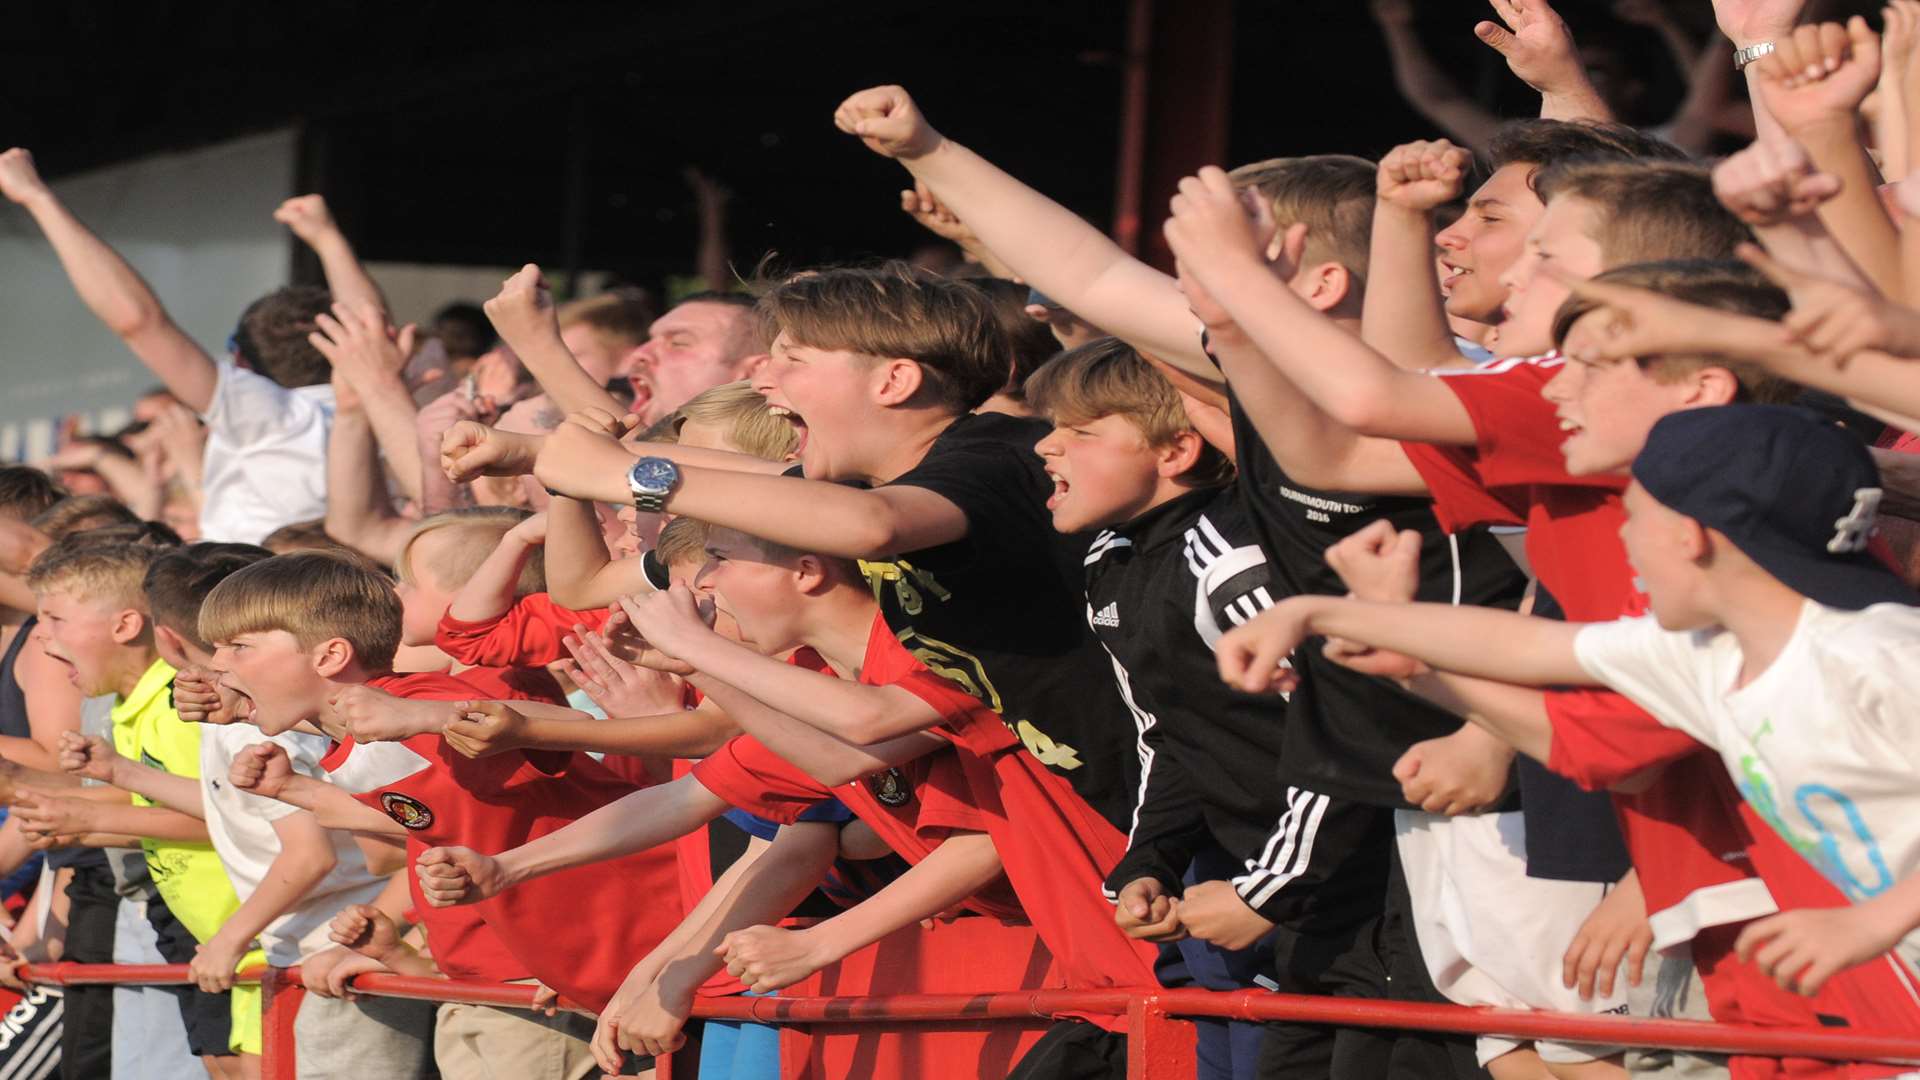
627, 456, 680, 513
1733, 41, 1775, 71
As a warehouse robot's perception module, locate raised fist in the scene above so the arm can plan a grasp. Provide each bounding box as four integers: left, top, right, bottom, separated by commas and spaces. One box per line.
0, 149, 51, 206
57, 731, 120, 784
414, 846, 509, 906
441, 421, 542, 483
1377, 140, 1473, 213
273, 195, 338, 244
833, 86, 945, 161
1711, 136, 1842, 227
482, 264, 560, 352
229, 742, 294, 798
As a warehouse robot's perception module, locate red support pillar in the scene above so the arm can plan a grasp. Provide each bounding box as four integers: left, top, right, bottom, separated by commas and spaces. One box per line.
259, 966, 305, 1080
1110, 0, 1235, 272
1125, 993, 1197, 1080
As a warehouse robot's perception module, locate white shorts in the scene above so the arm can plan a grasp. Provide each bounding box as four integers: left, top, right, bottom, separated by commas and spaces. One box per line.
1395, 809, 1630, 1066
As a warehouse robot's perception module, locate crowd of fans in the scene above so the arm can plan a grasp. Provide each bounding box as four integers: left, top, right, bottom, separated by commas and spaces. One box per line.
0, 1, 1916, 1078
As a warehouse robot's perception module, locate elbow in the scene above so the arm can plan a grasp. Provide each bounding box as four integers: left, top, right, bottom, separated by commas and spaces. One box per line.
105, 301, 167, 342
1324, 386, 1398, 437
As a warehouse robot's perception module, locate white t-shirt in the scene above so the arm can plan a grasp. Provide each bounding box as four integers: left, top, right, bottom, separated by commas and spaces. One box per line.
198, 363, 334, 544
1575, 601, 1920, 977
199, 723, 386, 965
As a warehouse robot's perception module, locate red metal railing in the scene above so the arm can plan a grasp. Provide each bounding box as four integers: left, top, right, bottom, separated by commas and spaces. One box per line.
21, 962, 1920, 1080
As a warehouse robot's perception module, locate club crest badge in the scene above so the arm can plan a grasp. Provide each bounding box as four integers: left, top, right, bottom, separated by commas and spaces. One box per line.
863, 768, 913, 808
380, 792, 435, 830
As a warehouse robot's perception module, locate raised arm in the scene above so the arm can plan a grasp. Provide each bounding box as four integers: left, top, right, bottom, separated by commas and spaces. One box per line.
276, 195, 385, 320
0, 149, 216, 411
1363, 139, 1484, 372
1216, 594, 1592, 698
311, 300, 425, 505
60, 732, 203, 816
831, 86, 1218, 384
446, 514, 545, 623
227, 742, 406, 836
542, 496, 649, 610
483, 266, 626, 417
322, 377, 416, 567
1369, 0, 1506, 149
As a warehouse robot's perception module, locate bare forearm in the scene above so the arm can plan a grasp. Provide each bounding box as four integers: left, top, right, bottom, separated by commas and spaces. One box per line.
1208, 327, 1429, 495
306, 231, 385, 319
356, 376, 426, 506
509, 333, 625, 417
325, 408, 414, 566
87, 804, 210, 842
523, 711, 734, 759
91, 455, 162, 519
1362, 204, 1467, 371
690, 679, 943, 786
495, 779, 725, 887
1403, 671, 1555, 763
806, 832, 1002, 963
902, 139, 1217, 380
1301, 597, 1592, 686
447, 535, 537, 622
542, 496, 619, 610
662, 826, 838, 994
107, 759, 206, 817
216, 830, 336, 947
1795, 120, 1900, 295
1377, 28, 1503, 148
674, 632, 925, 745
273, 776, 407, 836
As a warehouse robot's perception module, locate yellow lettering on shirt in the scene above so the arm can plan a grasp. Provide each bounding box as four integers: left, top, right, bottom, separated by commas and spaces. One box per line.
858, 559, 952, 617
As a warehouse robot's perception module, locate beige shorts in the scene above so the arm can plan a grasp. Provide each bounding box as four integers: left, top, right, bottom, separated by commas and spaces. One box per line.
433, 999, 600, 1080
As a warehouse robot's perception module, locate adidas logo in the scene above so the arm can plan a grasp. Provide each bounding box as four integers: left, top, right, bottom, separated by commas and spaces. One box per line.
1091, 602, 1120, 628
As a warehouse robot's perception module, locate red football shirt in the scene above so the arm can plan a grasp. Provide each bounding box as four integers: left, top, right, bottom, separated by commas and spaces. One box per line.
435, 594, 608, 669
448, 662, 568, 706
693, 734, 1024, 921
331, 671, 682, 1012
851, 615, 1159, 1029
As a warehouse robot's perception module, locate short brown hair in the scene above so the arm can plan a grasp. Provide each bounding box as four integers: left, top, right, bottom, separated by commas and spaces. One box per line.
30, 495, 139, 540
1488, 119, 1690, 188
558, 288, 656, 349
971, 277, 1063, 400
1551, 259, 1800, 404
26, 541, 157, 611
396, 508, 544, 596
673, 381, 801, 461
1536, 161, 1752, 266
1023, 338, 1234, 488
756, 263, 1009, 414
233, 286, 333, 388
143, 543, 273, 650
199, 550, 403, 670
1228, 155, 1377, 287
0, 468, 64, 524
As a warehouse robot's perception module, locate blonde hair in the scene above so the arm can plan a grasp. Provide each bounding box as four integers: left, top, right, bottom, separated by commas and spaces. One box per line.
25, 542, 155, 611
1228, 155, 1377, 287
1023, 338, 1234, 488
396, 508, 545, 596
655, 517, 711, 570
672, 381, 800, 461
260, 518, 348, 555
199, 551, 403, 670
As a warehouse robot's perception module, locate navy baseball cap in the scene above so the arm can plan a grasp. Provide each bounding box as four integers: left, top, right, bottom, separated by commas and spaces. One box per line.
1632, 405, 1918, 611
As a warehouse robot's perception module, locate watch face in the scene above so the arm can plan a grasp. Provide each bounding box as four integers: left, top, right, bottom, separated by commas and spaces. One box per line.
630, 457, 677, 492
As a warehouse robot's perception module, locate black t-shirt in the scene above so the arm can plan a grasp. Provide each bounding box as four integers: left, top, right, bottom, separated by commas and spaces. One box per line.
1516, 586, 1630, 883
874, 411, 1139, 830
1216, 370, 1530, 808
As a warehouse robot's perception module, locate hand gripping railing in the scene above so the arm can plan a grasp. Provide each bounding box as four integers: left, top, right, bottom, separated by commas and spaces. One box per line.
20, 963, 1920, 1080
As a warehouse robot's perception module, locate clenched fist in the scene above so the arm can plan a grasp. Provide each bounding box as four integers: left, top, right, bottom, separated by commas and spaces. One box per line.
273, 194, 338, 244
0, 149, 51, 206
833, 86, 945, 160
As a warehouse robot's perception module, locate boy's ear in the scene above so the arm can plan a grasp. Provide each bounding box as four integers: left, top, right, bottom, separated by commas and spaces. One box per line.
109, 609, 148, 646
871, 358, 926, 407
152, 624, 190, 663
1294, 262, 1353, 314
1679, 517, 1713, 564
792, 553, 834, 596
310, 637, 357, 678
1155, 431, 1206, 481
1691, 366, 1742, 407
